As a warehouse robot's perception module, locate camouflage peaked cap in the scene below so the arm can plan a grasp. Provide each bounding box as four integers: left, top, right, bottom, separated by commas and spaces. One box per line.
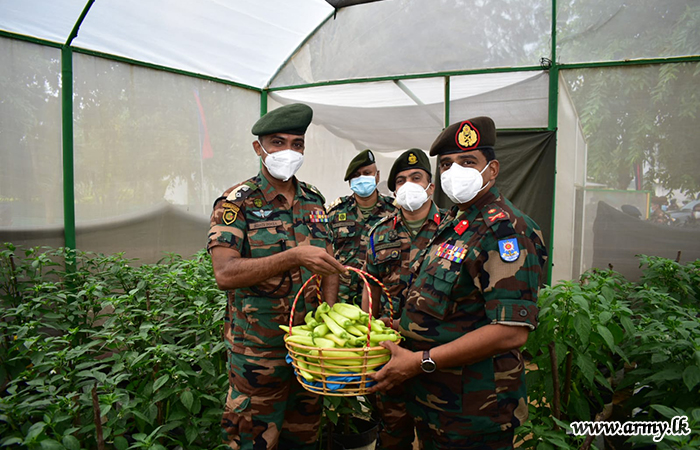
429, 116, 496, 156
251, 103, 313, 136
344, 149, 376, 181
388, 148, 431, 192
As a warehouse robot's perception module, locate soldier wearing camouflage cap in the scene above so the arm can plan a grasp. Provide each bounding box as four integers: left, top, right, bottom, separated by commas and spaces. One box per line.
362, 148, 444, 450
368, 117, 548, 450
207, 103, 345, 450
327, 149, 397, 305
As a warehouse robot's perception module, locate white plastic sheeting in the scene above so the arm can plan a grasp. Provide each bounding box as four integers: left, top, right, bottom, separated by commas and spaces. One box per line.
0, 0, 333, 88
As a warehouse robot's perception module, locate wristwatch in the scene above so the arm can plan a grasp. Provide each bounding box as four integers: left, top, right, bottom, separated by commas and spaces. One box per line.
420, 350, 436, 373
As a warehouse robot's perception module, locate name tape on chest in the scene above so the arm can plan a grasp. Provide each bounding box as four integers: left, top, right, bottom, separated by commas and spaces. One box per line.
436, 242, 467, 263
249, 220, 283, 230
332, 220, 355, 228
498, 238, 520, 262
375, 241, 402, 251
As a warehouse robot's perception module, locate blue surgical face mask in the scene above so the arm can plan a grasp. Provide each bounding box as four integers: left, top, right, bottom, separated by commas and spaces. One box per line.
350, 175, 377, 198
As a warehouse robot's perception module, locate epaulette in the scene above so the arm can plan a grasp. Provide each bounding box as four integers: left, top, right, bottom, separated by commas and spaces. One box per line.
301, 181, 326, 204
225, 181, 257, 205
482, 204, 516, 238
368, 214, 394, 238
327, 196, 344, 212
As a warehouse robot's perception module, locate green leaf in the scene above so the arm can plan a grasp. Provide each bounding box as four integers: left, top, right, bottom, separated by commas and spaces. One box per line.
153, 374, 170, 392
596, 325, 615, 351
1, 437, 24, 446
185, 425, 199, 444
598, 311, 612, 325
113, 436, 129, 450
181, 390, 194, 411
40, 439, 64, 450
62, 435, 80, 450
573, 313, 591, 346
683, 365, 700, 391
651, 404, 680, 420
576, 353, 596, 385
26, 422, 46, 442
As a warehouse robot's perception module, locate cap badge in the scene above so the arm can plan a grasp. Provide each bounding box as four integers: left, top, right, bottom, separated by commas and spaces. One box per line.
456, 121, 480, 150
368, 151, 375, 162
408, 153, 417, 165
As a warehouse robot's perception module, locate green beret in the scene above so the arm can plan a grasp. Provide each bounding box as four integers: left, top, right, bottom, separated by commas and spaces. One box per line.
388, 148, 431, 192
429, 116, 496, 156
251, 103, 313, 136
344, 149, 376, 181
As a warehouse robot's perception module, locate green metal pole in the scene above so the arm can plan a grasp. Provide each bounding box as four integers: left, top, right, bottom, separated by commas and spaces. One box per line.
444, 76, 450, 129
61, 0, 95, 273
546, 0, 558, 284
61, 46, 76, 252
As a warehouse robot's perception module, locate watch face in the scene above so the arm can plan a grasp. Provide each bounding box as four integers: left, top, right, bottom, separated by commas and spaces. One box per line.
421, 359, 436, 373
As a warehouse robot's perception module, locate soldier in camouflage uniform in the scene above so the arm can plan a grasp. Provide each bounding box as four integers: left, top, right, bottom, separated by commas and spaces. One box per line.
363, 149, 444, 450
368, 117, 548, 450
328, 149, 397, 304
207, 103, 345, 450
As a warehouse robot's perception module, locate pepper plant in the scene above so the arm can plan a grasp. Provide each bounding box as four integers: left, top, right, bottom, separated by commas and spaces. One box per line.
0, 244, 229, 449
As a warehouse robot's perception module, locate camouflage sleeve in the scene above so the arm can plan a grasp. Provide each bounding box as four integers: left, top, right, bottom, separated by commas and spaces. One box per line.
206, 196, 247, 254
477, 232, 542, 330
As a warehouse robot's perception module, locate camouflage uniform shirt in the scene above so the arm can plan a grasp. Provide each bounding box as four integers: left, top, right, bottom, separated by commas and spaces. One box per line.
207, 172, 331, 359
365, 201, 443, 319
327, 193, 397, 303
399, 186, 548, 438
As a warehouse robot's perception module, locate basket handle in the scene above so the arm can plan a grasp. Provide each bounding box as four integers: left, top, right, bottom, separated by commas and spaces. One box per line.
287, 267, 395, 344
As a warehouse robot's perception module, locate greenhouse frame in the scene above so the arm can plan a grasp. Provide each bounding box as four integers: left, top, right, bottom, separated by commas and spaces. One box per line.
1, 0, 700, 282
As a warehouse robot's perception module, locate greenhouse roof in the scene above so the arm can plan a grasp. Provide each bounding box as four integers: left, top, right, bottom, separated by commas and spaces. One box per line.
0, 0, 335, 89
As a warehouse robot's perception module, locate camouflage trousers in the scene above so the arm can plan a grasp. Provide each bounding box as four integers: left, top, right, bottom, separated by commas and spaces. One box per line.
222, 351, 322, 450
376, 386, 414, 450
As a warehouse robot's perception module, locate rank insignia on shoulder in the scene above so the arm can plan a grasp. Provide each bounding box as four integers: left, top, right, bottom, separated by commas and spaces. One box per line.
222, 206, 239, 225
436, 242, 467, 263
498, 238, 520, 262
488, 211, 507, 222
338, 212, 347, 221
309, 211, 329, 223
454, 219, 469, 235
227, 185, 250, 200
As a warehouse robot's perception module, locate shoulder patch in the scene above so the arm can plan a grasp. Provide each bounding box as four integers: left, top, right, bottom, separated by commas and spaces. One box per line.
226, 182, 257, 204
498, 238, 520, 262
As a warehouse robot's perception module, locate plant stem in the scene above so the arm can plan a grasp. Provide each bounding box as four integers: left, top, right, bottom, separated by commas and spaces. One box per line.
91, 383, 105, 450
548, 341, 561, 430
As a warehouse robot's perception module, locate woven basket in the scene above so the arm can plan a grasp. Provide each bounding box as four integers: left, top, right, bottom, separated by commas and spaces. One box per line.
285, 267, 395, 396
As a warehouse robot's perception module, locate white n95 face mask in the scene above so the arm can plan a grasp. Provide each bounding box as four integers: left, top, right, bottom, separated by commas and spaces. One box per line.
440, 162, 491, 204
395, 182, 430, 212
260, 144, 304, 182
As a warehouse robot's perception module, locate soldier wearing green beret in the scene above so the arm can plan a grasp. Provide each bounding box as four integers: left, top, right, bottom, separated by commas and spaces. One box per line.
207, 103, 346, 450
369, 117, 548, 450
361, 148, 444, 450
327, 149, 397, 304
